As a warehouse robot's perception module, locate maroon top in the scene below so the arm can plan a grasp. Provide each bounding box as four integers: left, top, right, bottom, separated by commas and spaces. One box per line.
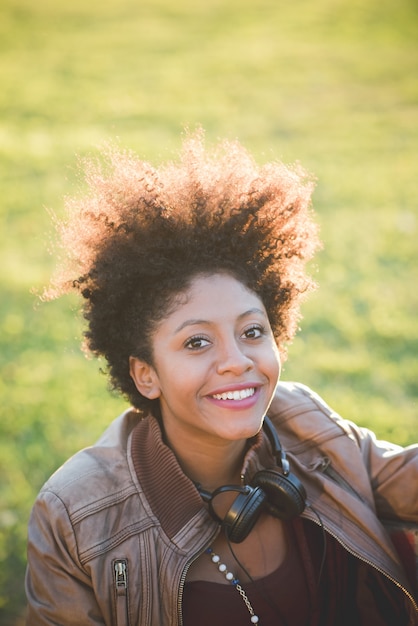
182, 521, 312, 626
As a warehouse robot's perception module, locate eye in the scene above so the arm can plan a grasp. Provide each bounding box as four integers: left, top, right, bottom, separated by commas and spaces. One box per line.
184, 335, 211, 350
242, 324, 266, 340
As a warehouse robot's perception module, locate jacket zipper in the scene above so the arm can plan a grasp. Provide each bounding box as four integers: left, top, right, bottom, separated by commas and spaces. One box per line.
177, 465, 418, 623
114, 559, 129, 626
319, 462, 417, 610
177, 554, 203, 626
177, 531, 219, 626
177, 517, 418, 623
303, 508, 418, 613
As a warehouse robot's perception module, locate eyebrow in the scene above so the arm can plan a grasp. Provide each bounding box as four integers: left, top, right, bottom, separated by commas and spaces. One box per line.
174, 308, 267, 334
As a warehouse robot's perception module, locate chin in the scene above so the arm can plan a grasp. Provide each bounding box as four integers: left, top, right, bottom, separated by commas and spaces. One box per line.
221, 417, 263, 441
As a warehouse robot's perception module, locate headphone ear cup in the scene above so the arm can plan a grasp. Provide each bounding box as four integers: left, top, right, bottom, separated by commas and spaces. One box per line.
223, 486, 267, 543
252, 469, 306, 520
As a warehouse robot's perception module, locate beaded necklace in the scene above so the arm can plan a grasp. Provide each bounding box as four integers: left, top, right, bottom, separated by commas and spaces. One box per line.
205, 547, 260, 624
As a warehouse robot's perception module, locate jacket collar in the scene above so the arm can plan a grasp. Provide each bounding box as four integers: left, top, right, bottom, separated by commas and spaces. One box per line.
130, 414, 275, 539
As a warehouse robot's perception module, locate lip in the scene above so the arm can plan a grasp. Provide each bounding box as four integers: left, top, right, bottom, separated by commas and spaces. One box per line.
205, 383, 263, 411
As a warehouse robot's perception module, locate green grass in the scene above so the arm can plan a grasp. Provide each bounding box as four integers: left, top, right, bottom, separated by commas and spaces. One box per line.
1, 0, 417, 621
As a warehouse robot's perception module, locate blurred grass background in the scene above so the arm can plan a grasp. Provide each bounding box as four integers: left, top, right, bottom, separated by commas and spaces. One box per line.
1, 0, 417, 622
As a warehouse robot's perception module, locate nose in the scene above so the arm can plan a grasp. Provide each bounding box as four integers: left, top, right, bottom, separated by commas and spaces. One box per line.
215, 338, 254, 376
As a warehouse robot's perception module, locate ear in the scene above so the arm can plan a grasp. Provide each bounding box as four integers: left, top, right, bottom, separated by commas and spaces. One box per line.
129, 356, 161, 400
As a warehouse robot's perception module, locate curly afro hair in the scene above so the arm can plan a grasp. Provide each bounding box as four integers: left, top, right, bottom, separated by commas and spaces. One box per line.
46, 130, 320, 413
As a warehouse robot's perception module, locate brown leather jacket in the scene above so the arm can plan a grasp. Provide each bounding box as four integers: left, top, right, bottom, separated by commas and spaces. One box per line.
25, 382, 418, 625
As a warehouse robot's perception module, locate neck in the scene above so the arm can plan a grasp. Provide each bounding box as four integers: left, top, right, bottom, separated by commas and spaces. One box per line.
164, 429, 248, 493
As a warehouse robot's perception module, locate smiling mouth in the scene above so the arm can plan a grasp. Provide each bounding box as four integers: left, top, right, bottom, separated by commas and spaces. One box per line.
211, 388, 256, 401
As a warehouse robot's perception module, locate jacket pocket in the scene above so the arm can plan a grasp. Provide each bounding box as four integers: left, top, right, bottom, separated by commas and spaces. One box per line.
322, 460, 366, 503
114, 558, 130, 626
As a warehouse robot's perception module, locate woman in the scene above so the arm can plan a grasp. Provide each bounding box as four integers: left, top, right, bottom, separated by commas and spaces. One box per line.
26, 132, 418, 625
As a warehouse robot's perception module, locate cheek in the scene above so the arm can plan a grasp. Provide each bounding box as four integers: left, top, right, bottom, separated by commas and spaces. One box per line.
157, 361, 202, 398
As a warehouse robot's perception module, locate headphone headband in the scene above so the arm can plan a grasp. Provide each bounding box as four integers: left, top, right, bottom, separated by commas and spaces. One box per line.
262, 416, 290, 475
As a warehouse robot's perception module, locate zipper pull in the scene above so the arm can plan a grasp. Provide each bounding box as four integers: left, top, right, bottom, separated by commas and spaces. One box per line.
114, 559, 128, 594
114, 560, 129, 626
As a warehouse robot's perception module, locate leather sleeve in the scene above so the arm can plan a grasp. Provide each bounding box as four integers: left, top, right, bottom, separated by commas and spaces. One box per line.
269, 382, 418, 523
346, 422, 418, 522
25, 490, 105, 625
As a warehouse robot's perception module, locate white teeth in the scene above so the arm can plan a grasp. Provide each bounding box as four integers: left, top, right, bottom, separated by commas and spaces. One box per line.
212, 388, 255, 401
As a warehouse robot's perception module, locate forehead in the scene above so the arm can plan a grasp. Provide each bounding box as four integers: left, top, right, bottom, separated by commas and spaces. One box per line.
161, 273, 267, 329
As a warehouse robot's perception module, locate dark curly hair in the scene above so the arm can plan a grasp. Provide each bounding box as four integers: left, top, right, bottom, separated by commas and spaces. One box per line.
46, 131, 320, 413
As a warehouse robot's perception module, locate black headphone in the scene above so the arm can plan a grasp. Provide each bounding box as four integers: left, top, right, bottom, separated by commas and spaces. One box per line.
197, 416, 306, 543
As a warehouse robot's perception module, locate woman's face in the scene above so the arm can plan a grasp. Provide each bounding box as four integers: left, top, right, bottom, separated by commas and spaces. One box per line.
130, 273, 281, 447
